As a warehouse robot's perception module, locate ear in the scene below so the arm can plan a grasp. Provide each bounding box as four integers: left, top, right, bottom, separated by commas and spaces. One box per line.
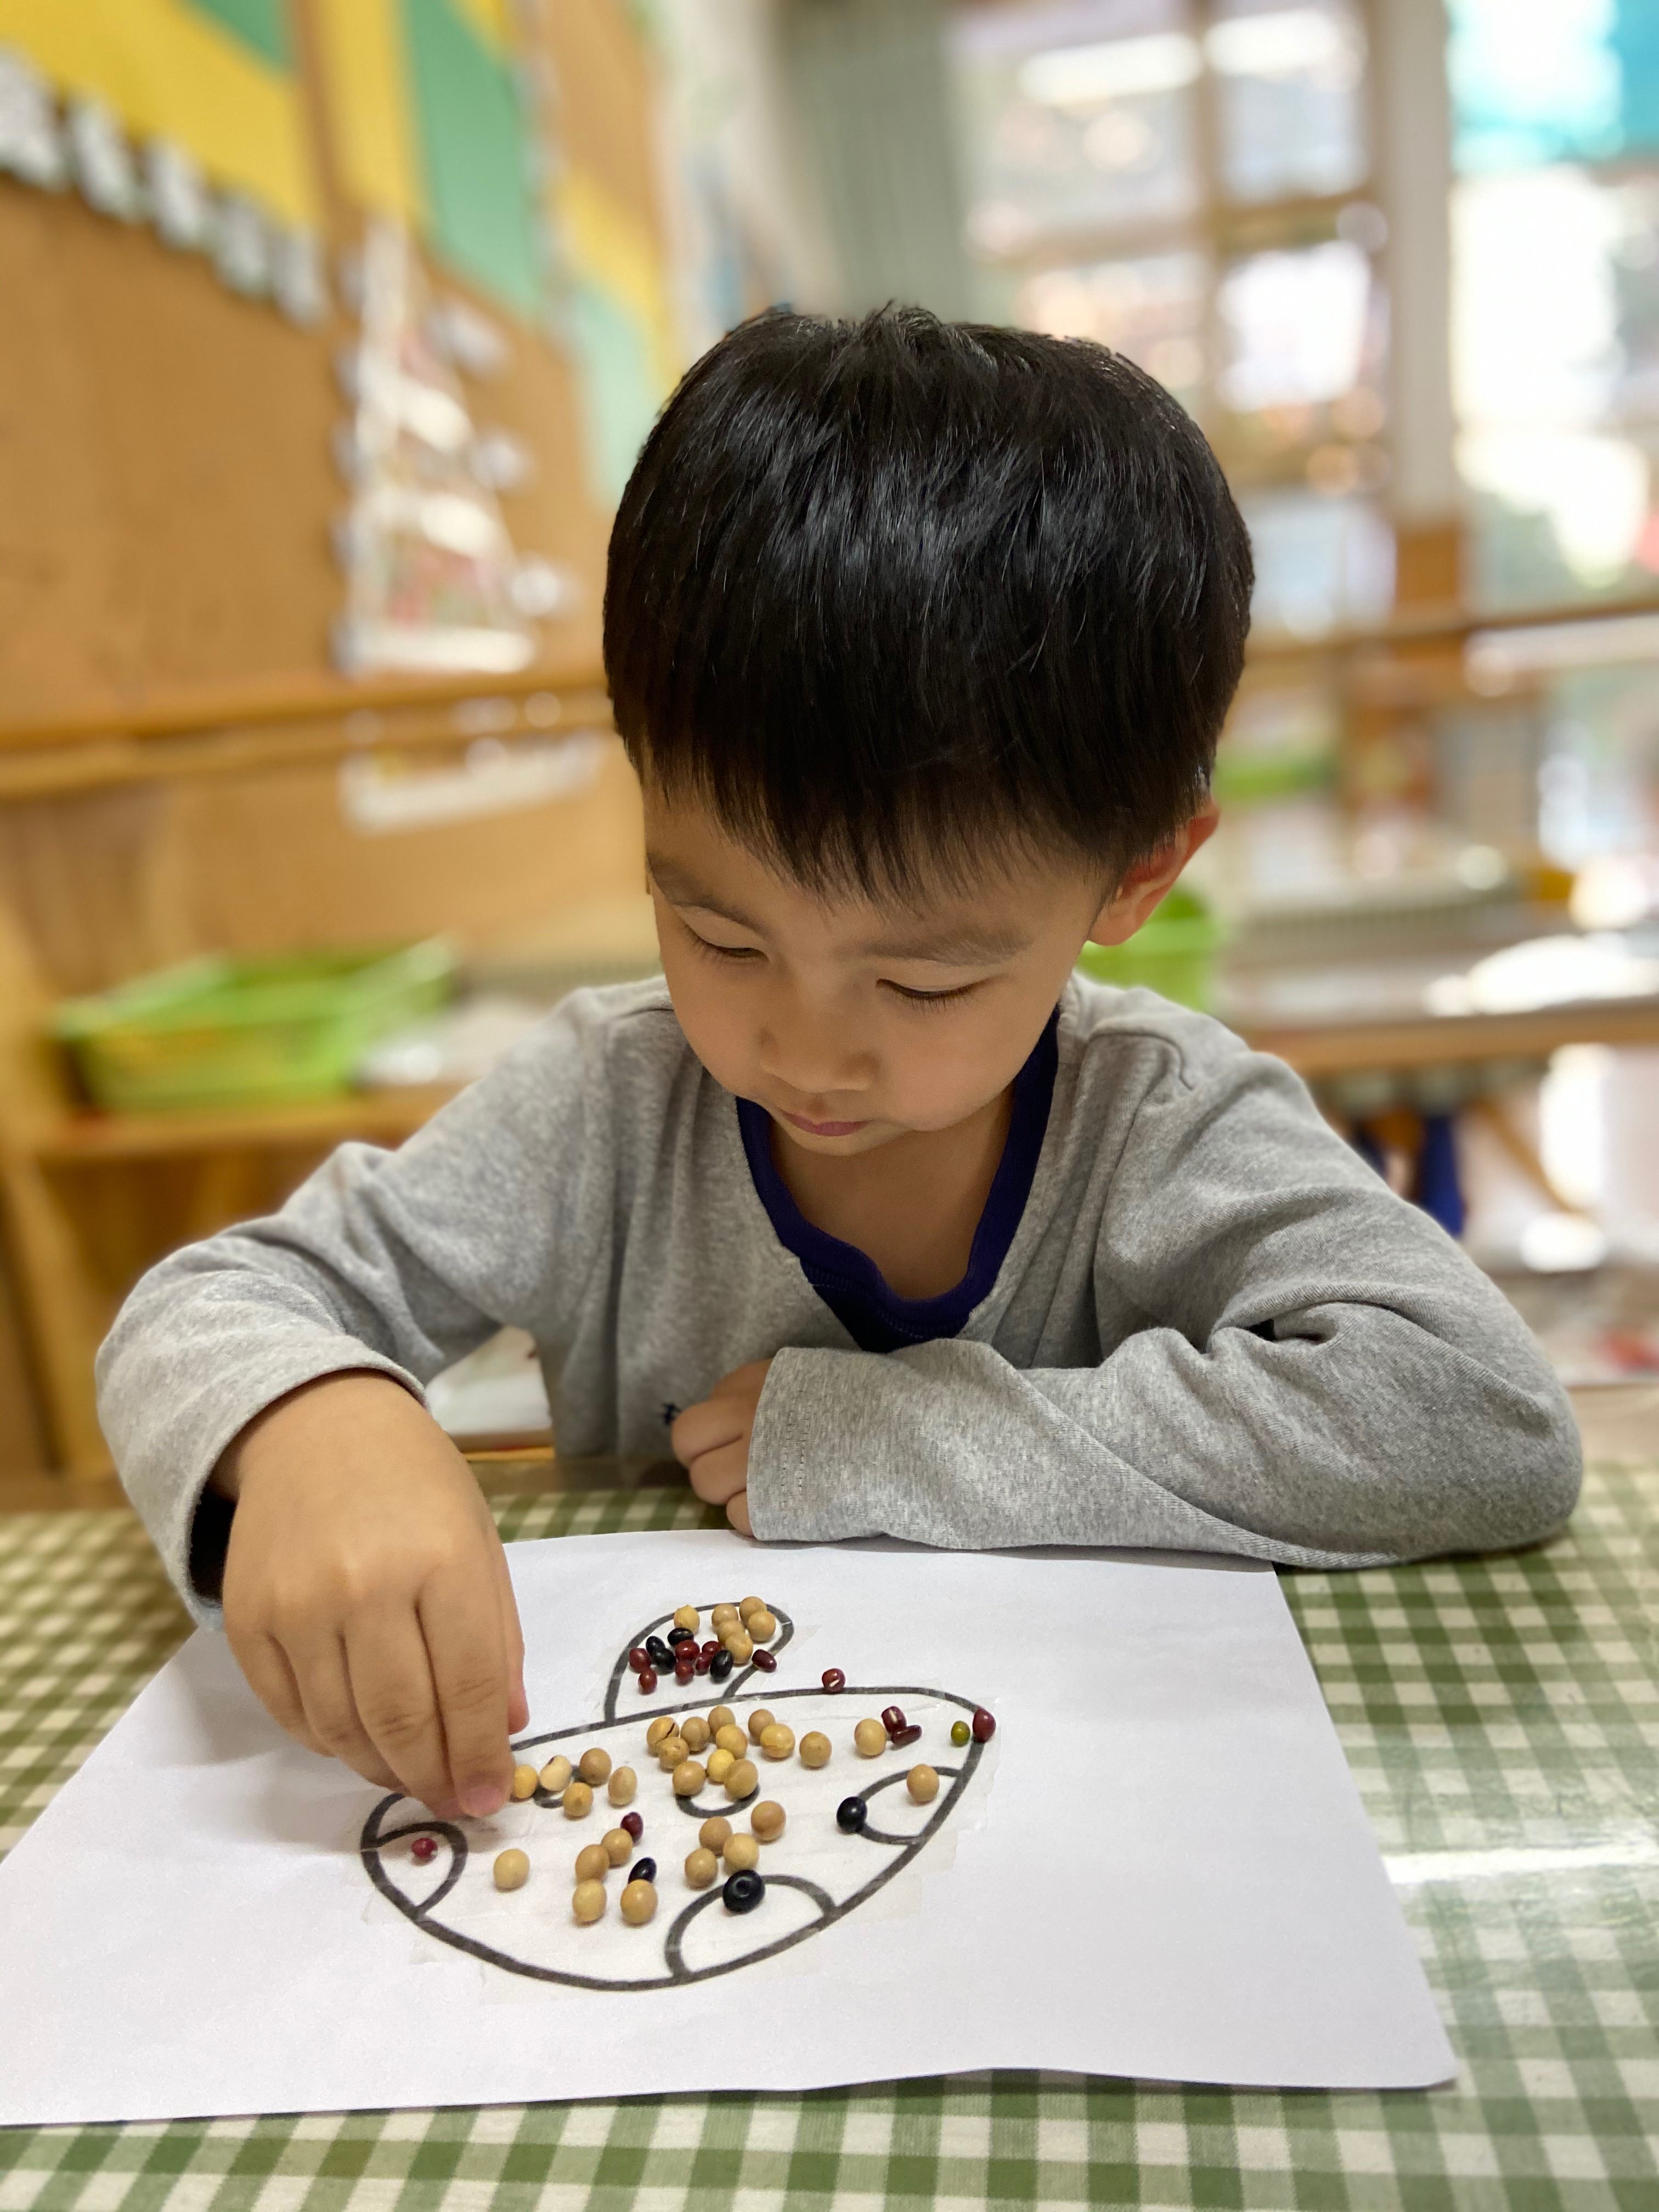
1086, 799, 1219, 947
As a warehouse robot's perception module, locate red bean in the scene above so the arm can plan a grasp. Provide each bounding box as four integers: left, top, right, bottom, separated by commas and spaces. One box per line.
972, 1707, 996, 1742
637, 1668, 657, 1694
410, 1835, 437, 1864
890, 1723, 921, 1749
628, 1646, 650, 1674
620, 1810, 644, 1840
821, 1668, 846, 1694
880, 1705, 907, 1738
751, 1647, 777, 1673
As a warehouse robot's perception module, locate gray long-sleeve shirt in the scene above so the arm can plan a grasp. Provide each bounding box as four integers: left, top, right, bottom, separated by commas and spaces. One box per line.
97, 976, 1581, 1623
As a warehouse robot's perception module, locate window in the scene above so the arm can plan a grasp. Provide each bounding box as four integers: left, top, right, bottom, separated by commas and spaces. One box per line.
949, 0, 1391, 636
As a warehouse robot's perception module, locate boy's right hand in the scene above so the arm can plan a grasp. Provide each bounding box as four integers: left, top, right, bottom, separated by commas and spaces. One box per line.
215, 1372, 527, 1820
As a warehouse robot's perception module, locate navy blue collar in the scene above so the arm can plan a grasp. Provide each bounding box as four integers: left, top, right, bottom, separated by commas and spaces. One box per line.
737, 1008, 1059, 1353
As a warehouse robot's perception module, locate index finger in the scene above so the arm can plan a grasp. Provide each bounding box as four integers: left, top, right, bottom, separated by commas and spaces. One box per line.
419, 1562, 517, 1817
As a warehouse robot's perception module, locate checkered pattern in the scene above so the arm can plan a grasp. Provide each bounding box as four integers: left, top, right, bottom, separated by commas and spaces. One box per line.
1, 1466, 1654, 2209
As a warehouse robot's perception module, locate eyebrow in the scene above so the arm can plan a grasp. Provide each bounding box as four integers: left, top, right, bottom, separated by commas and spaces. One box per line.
647, 853, 1032, 967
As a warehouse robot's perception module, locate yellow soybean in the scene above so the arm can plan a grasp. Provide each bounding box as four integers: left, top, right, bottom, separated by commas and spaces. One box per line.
494, 1849, 529, 1891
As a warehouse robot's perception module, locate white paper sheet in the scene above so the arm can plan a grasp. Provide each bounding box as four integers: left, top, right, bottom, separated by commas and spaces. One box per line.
0, 1530, 1453, 2122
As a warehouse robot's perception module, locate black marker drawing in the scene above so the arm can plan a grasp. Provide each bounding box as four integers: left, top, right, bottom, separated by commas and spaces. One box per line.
360, 1603, 990, 1991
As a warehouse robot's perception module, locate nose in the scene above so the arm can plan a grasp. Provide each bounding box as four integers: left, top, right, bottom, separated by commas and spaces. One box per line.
756, 995, 874, 1103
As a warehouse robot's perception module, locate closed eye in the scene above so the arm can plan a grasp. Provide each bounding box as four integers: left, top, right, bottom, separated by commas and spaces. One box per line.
685, 926, 764, 964
881, 979, 980, 1009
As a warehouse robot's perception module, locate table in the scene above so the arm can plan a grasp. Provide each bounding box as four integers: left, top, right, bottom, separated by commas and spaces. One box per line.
1, 1466, 1655, 2209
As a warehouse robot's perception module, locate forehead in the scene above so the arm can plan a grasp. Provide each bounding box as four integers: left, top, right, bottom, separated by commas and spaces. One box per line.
642, 786, 1084, 960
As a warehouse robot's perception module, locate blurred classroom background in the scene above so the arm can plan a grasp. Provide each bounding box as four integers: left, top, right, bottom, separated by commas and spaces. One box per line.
0, 0, 1655, 1485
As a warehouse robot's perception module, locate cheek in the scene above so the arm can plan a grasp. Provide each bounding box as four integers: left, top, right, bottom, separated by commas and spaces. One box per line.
657, 945, 754, 1087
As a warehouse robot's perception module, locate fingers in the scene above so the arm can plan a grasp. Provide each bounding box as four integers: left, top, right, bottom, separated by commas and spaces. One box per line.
419, 1563, 516, 1816
340, 1601, 461, 1812
726, 1490, 753, 1538
490, 1537, 529, 1736
670, 1396, 743, 1469
685, 1439, 749, 1505
230, 1627, 329, 1759
284, 1628, 402, 1792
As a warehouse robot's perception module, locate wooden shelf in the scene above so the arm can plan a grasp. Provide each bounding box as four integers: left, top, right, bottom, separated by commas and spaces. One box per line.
32, 1086, 460, 1164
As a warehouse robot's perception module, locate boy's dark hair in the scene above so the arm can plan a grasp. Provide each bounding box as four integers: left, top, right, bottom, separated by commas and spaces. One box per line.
603, 305, 1252, 898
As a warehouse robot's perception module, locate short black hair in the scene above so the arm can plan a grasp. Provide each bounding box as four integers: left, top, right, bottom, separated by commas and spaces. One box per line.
604, 304, 1251, 899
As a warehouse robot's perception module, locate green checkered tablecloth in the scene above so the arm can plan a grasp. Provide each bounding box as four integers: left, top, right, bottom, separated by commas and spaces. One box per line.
1, 1468, 1655, 2210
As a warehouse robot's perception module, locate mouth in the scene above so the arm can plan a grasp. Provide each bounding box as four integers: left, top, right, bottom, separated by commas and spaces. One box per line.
780, 1110, 871, 1139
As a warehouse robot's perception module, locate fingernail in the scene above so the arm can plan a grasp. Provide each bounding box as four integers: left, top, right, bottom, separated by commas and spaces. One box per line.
463, 1784, 506, 1817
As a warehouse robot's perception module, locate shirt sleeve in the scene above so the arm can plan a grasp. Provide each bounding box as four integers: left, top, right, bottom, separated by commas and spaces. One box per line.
743, 1038, 1582, 1567
95, 999, 617, 1621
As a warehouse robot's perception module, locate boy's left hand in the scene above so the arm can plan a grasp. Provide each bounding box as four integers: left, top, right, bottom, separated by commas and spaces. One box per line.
670, 1358, 771, 1536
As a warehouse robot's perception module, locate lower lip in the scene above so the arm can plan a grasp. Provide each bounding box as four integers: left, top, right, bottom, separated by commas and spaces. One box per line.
781, 1111, 870, 1138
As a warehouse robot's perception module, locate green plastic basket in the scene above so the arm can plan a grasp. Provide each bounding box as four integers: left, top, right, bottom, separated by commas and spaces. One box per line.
1075, 885, 1221, 1011
54, 940, 456, 1113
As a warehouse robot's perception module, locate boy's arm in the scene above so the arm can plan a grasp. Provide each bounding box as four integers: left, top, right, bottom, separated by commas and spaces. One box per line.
739, 1046, 1581, 1567
97, 1006, 610, 1618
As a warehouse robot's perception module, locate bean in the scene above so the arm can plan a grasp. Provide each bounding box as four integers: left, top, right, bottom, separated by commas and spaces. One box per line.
759, 1723, 794, 1761
572, 1878, 606, 1924
724, 1757, 759, 1802
574, 1843, 610, 1883
723, 1831, 760, 1873
972, 1708, 996, 1742
710, 1605, 740, 1629
410, 1834, 438, 1865
890, 1724, 922, 1749
751, 1646, 778, 1673
510, 1763, 539, 1801
836, 1796, 867, 1833
706, 1747, 736, 1786
698, 1815, 732, 1852
680, 1714, 711, 1753
620, 1878, 657, 1926
709, 1650, 735, 1682
627, 1646, 649, 1674
724, 1630, 754, 1664
602, 1827, 633, 1867
737, 1593, 765, 1617
672, 1759, 706, 1797
561, 1780, 594, 1820
723, 1869, 765, 1914
700, 1639, 721, 1658
620, 1810, 644, 1841
746, 1608, 777, 1643
645, 1636, 673, 1669
799, 1731, 832, 1768
746, 1709, 775, 1744
578, 1747, 612, 1786
494, 1849, 529, 1891
673, 1605, 699, 1632
907, 1764, 940, 1804
880, 1706, 907, 1739
628, 1857, 657, 1884
646, 1716, 676, 1750
951, 1720, 971, 1747
714, 1724, 748, 1757
684, 1847, 719, 1889
538, 1755, 573, 1795
708, 1705, 736, 1735
821, 1667, 846, 1693
854, 1719, 887, 1757
750, 1800, 786, 1842
667, 1626, 696, 1650
656, 1735, 689, 1771
637, 1669, 657, 1694
607, 1765, 637, 1806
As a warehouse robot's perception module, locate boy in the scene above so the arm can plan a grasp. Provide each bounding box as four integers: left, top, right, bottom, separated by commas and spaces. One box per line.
99, 307, 1579, 1830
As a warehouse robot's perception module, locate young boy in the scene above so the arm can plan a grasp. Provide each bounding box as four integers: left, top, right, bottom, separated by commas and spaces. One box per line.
98, 307, 1579, 1830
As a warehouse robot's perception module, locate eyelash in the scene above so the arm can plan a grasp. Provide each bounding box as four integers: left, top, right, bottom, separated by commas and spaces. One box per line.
684, 926, 977, 1009
882, 980, 978, 1013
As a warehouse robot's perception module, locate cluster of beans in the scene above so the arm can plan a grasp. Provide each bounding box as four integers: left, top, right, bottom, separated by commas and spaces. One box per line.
470, 1614, 996, 1922
833, 1692, 995, 1837
628, 1597, 780, 1694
